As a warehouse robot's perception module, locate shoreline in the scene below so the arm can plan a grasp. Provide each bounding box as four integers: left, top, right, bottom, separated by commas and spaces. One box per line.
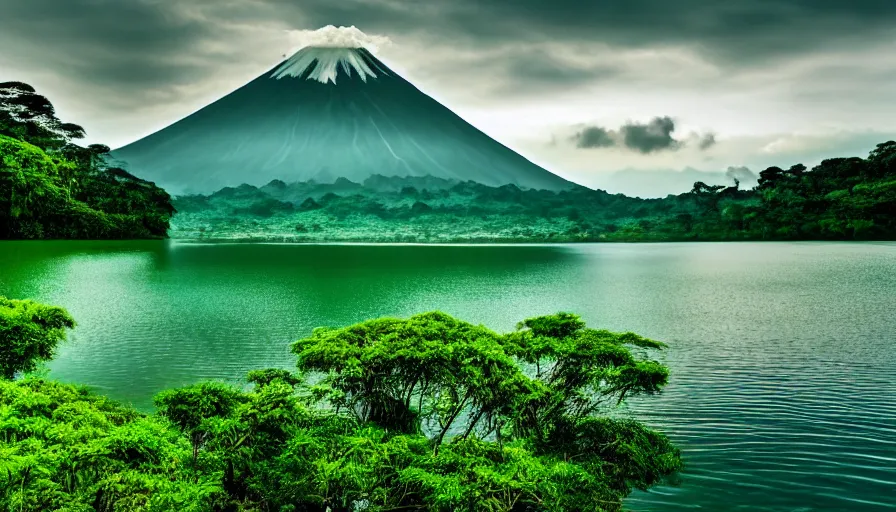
3, 238, 895, 245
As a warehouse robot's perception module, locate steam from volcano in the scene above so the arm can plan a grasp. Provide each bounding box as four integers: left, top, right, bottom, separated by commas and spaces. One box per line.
285, 25, 392, 52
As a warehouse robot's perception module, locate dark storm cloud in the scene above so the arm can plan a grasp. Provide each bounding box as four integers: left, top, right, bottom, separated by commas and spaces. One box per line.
574, 126, 616, 149
3, 0, 895, 98
501, 52, 621, 89
265, 0, 896, 63
0, 0, 218, 87
572, 117, 706, 154
621, 117, 680, 154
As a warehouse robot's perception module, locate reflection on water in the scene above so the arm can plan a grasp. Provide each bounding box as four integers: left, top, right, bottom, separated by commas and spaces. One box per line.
1, 240, 894, 511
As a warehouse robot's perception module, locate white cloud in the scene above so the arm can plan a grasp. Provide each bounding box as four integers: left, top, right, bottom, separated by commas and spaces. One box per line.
285, 25, 392, 53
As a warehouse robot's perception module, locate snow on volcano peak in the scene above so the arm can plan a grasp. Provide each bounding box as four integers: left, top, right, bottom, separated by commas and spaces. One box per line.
271, 47, 384, 84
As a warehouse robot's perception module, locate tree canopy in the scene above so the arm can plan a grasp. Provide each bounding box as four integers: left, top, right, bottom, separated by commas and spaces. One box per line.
0, 82, 174, 239
0, 296, 75, 379
170, 140, 896, 243
0, 299, 681, 511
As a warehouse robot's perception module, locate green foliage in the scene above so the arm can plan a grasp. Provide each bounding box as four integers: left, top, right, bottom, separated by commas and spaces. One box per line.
0, 82, 174, 240
170, 141, 896, 242
504, 314, 669, 447
246, 368, 302, 389
290, 311, 680, 510
0, 81, 85, 150
1, 299, 680, 511
154, 382, 246, 468
294, 312, 528, 439
0, 296, 75, 379
0, 377, 218, 511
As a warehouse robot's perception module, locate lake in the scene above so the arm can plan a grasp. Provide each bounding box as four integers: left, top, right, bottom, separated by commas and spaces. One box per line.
1, 241, 894, 511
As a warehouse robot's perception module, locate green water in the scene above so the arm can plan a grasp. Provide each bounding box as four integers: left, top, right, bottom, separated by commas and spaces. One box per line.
1, 241, 894, 511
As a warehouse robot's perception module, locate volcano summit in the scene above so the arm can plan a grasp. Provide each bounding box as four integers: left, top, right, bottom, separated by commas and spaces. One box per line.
110, 46, 575, 194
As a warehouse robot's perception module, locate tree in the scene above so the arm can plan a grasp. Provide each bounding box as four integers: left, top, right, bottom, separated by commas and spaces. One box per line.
690, 181, 726, 215
154, 381, 245, 465
0, 81, 85, 150
246, 367, 302, 388
0, 135, 68, 237
0, 296, 75, 379
291, 311, 680, 510
0, 377, 216, 512
675, 212, 694, 232
411, 200, 432, 214
299, 197, 322, 211
757, 166, 785, 189
503, 313, 669, 440
867, 140, 896, 178
293, 311, 529, 443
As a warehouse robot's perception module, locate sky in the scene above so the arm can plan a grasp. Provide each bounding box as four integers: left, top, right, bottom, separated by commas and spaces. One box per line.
2, 0, 896, 197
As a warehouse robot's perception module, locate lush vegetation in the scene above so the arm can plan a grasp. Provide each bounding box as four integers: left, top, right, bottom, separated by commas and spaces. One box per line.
0, 296, 75, 379
172, 142, 896, 242
0, 82, 174, 239
1, 296, 680, 511
8, 80, 888, 243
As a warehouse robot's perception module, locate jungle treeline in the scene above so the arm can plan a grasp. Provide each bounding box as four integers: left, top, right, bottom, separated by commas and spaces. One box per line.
174, 141, 896, 243
0, 82, 174, 239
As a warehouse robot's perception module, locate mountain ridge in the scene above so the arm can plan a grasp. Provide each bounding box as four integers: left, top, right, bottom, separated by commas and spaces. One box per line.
111, 47, 577, 195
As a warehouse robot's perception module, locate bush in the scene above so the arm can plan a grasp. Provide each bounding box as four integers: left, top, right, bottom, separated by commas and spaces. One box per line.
0, 297, 75, 379
0, 302, 681, 511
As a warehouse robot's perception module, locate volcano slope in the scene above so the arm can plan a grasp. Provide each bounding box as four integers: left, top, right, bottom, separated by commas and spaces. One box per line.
111, 47, 576, 195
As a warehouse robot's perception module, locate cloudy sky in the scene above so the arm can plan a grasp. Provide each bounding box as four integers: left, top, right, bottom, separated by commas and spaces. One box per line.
2, 0, 895, 196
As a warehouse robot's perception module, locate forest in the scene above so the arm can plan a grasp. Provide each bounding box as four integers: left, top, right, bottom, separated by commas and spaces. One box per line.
172, 143, 896, 243
0, 295, 680, 511
0, 82, 174, 239
2, 81, 894, 243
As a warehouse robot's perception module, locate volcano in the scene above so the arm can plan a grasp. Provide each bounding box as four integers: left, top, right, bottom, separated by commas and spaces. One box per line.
110, 46, 576, 194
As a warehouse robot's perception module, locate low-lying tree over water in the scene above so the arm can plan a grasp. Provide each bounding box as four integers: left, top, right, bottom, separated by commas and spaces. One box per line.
0, 297, 680, 511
